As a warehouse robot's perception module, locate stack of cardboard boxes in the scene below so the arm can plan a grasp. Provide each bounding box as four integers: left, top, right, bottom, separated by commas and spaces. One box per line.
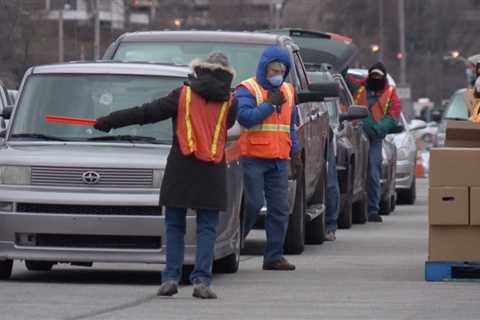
429, 121, 480, 262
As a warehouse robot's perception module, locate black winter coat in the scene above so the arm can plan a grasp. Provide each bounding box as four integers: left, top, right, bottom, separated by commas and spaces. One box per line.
98, 71, 238, 211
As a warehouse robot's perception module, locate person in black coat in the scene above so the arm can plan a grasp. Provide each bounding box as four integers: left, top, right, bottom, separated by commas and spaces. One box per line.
94, 53, 237, 299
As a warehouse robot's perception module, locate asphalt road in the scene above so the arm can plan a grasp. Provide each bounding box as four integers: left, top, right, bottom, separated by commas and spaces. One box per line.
1, 179, 480, 320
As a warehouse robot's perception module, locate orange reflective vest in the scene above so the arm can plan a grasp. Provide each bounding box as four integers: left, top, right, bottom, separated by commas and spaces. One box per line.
176, 85, 232, 164
239, 77, 295, 159
354, 85, 394, 122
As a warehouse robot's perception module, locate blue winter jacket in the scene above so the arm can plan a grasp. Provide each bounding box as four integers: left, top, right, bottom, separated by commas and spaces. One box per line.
235, 46, 300, 162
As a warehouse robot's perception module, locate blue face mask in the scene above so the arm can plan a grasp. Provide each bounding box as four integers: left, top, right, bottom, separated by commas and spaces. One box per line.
268, 74, 284, 87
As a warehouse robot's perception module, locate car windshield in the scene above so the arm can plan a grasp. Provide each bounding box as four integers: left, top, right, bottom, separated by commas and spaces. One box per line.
444, 91, 469, 120
112, 42, 266, 85
10, 74, 184, 143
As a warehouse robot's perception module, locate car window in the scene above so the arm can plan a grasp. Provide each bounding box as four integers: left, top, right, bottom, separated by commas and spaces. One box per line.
327, 101, 340, 128
113, 42, 265, 86
10, 74, 184, 143
444, 92, 469, 120
293, 51, 308, 90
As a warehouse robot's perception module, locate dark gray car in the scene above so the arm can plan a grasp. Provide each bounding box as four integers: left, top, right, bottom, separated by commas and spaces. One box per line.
104, 31, 338, 254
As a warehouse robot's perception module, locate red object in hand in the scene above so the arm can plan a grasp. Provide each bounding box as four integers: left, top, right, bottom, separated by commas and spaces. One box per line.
46, 115, 97, 126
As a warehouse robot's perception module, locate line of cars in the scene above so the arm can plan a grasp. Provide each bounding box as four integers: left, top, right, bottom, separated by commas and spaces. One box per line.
0, 28, 416, 280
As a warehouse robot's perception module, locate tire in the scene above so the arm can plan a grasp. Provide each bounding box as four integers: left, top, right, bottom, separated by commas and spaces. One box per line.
398, 177, 416, 205
0, 260, 13, 280
379, 196, 392, 215
390, 194, 397, 212
213, 221, 241, 274
25, 260, 54, 272
305, 209, 325, 245
337, 167, 353, 229
352, 191, 368, 224
284, 171, 305, 255
180, 265, 194, 285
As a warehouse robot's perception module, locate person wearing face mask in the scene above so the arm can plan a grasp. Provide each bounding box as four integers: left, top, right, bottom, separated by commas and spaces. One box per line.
345, 62, 401, 223
94, 52, 238, 299
466, 77, 480, 122
235, 46, 299, 271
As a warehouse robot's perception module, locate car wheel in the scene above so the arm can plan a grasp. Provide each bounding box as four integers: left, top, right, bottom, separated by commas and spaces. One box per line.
0, 260, 13, 280
398, 176, 416, 205
379, 196, 392, 215
284, 169, 305, 255
25, 260, 55, 272
352, 191, 368, 224
180, 265, 194, 285
338, 167, 353, 229
213, 221, 241, 274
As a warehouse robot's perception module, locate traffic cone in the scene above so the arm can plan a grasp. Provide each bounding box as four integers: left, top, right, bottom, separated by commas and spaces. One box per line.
415, 151, 425, 178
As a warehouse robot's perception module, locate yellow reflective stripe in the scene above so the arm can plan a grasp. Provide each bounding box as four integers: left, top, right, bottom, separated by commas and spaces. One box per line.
245, 79, 264, 105
185, 87, 194, 152
355, 86, 366, 104
211, 101, 229, 159
282, 83, 294, 106
245, 124, 290, 133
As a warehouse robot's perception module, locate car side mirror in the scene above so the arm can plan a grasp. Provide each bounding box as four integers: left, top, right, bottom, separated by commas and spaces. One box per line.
409, 119, 427, 131
297, 80, 339, 103
389, 125, 405, 134
339, 105, 369, 122
1, 105, 14, 119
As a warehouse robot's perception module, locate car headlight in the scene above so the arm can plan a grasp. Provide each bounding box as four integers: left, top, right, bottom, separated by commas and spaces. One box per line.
397, 147, 410, 160
0, 166, 31, 185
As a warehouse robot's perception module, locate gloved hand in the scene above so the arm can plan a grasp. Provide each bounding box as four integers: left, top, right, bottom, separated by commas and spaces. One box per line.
265, 90, 286, 107
94, 116, 113, 132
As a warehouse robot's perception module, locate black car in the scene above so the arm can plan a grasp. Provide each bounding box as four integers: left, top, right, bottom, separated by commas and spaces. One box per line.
104, 30, 339, 254
308, 70, 370, 228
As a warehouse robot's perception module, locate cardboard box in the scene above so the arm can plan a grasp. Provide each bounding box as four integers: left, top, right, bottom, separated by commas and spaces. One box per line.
429, 187, 469, 225
470, 187, 480, 226
430, 148, 480, 187
429, 226, 480, 261
445, 120, 480, 148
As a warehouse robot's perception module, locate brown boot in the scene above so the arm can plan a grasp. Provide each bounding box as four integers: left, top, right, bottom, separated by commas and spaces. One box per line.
262, 257, 296, 271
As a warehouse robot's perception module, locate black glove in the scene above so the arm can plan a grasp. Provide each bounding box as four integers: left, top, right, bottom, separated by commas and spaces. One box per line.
94, 116, 113, 132
266, 90, 286, 107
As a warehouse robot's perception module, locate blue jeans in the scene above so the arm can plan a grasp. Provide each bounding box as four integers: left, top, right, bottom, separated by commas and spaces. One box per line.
162, 207, 219, 285
326, 146, 340, 233
241, 158, 289, 264
367, 140, 383, 216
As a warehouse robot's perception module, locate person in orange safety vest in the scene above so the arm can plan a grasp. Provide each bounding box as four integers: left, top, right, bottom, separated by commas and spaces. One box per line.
94, 52, 238, 299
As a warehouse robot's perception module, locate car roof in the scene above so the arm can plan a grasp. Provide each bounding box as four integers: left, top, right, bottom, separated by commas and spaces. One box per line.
31, 61, 190, 77
117, 30, 283, 46
347, 68, 396, 87
265, 28, 358, 72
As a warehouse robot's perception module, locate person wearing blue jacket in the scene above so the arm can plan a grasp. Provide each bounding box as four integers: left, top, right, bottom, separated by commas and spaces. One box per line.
236, 46, 299, 271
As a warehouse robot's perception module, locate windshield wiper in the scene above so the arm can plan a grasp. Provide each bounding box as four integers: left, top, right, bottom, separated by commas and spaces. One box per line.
10, 133, 67, 141
86, 135, 166, 144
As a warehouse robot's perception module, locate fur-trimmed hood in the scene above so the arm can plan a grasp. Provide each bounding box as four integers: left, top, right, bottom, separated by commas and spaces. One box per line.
190, 58, 236, 78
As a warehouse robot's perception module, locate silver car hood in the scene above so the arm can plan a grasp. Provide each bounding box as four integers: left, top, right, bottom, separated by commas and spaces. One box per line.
0, 142, 170, 169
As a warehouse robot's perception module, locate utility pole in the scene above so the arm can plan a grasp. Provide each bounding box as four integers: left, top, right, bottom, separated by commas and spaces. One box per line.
398, 0, 407, 85
93, 0, 100, 60
58, 9, 64, 62
379, 0, 384, 62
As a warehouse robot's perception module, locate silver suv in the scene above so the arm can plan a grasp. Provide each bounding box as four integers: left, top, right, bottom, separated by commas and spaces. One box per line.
0, 62, 243, 279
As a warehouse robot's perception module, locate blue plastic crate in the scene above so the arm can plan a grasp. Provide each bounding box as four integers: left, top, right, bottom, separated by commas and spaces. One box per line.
426, 261, 480, 282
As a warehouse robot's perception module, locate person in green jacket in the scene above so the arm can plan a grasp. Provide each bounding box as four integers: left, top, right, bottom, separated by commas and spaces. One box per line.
345, 62, 401, 223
